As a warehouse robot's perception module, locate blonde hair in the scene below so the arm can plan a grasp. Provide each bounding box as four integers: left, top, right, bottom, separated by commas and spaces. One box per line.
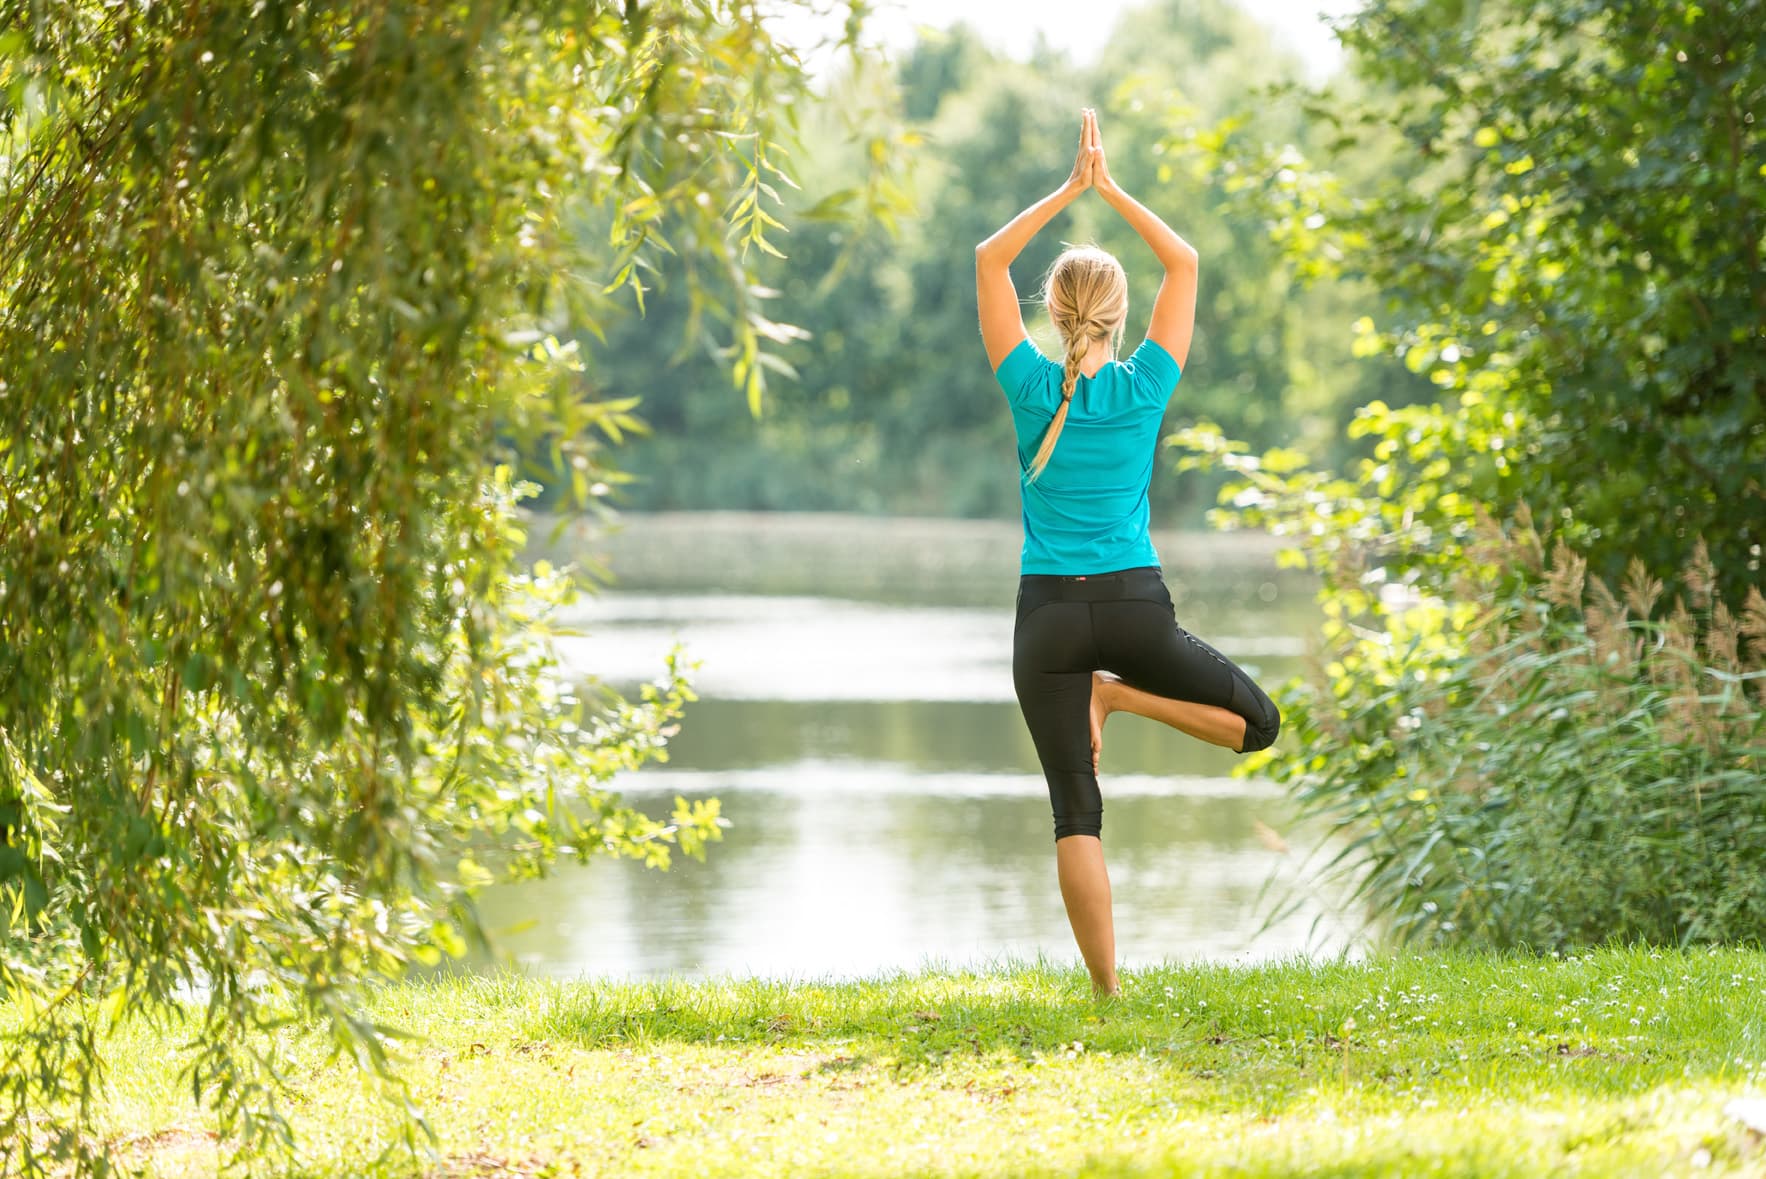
1027, 245, 1128, 482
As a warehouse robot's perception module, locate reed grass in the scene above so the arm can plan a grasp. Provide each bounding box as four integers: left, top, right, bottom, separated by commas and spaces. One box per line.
1268, 515, 1766, 950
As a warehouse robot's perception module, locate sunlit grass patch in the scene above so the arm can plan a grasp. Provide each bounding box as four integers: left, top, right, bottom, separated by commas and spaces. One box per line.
69, 946, 1766, 1176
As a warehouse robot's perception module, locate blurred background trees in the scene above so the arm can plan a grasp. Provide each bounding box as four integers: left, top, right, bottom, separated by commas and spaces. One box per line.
586, 0, 1432, 521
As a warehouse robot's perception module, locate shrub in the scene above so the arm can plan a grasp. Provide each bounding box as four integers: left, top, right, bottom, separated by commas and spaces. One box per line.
1290, 520, 1765, 949
1177, 422, 1766, 950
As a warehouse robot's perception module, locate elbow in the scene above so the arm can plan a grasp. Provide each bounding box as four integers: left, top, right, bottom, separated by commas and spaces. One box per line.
1172, 242, 1199, 272
975, 240, 1004, 269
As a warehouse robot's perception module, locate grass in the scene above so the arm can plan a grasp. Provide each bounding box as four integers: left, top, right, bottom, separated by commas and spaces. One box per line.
73, 947, 1766, 1176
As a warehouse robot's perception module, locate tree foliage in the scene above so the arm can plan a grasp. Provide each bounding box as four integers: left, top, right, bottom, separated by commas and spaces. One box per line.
1175, 0, 1766, 948
0, 1, 848, 1172
1234, 0, 1766, 605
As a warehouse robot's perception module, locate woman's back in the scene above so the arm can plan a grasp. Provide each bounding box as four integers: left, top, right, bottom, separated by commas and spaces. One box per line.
994, 336, 1182, 574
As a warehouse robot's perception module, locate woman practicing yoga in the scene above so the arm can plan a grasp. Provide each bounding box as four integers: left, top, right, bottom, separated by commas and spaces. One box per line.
975, 109, 1281, 997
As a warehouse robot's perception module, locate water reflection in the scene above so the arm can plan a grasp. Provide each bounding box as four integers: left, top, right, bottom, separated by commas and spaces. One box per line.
482, 775, 1330, 981
475, 514, 1345, 980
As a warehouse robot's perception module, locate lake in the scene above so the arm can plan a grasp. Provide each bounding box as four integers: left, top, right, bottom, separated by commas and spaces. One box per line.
475, 512, 1352, 980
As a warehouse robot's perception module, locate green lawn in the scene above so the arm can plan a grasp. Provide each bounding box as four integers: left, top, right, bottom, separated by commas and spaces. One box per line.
82, 947, 1766, 1176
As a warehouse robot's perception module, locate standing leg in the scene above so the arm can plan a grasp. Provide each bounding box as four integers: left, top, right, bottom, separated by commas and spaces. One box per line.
1015, 600, 1117, 996
1056, 835, 1118, 996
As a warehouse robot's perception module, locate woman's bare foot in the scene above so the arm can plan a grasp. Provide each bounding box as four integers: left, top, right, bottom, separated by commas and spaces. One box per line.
1097, 676, 1246, 752
1089, 671, 1119, 772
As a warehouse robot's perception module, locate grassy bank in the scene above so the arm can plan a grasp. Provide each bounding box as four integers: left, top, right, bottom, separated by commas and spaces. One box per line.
78, 948, 1766, 1176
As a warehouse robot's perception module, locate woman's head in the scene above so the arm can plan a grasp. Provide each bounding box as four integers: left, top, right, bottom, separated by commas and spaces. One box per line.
1044, 245, 1128, 355
1026, 245, 1128, 482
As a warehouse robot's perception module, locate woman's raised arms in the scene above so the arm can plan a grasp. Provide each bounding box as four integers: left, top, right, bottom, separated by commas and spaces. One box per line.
1089, 115, 1199, 369
974, 111, 1097, 371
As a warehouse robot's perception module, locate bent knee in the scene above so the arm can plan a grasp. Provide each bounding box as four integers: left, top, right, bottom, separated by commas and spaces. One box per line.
1228, 674, 1281, 754
1239, 700, 1281, 753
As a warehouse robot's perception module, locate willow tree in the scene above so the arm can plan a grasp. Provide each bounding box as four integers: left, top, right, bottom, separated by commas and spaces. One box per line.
0, 2, 854, 1172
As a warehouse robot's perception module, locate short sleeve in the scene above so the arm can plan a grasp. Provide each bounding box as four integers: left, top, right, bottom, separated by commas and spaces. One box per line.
994, 338, 1053, 407
1126, 338, 1182, 406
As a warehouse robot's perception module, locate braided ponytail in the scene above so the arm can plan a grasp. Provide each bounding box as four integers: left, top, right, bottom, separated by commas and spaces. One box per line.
1026, 246, 1129, 484
1026, 328, 1094, 482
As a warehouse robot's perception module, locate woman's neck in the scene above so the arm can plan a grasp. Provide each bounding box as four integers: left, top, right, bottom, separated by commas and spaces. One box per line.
1079, 337, 1114, 378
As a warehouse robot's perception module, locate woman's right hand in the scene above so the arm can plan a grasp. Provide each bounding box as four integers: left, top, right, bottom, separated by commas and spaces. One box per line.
1087, 109, 1120, 199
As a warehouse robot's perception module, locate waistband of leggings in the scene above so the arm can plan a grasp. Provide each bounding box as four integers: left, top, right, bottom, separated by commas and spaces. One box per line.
1017, 566, 1163, 605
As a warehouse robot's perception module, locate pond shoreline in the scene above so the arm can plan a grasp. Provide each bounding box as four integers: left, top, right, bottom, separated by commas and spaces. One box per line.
525, 510, 1304, 603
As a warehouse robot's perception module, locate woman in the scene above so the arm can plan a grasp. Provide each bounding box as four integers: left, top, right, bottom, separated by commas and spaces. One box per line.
975, 109, 1281, 997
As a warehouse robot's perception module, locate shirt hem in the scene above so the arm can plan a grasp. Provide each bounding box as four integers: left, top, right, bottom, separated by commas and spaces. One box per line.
1019, 556, 1163, 577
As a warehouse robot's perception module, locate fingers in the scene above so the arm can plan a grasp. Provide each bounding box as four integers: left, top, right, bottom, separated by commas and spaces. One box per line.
1083, 107, 1110, 188
1075, 108, 1105, 191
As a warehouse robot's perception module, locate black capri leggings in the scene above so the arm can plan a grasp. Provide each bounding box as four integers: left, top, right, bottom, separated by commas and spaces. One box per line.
1013, 566, 1281, 841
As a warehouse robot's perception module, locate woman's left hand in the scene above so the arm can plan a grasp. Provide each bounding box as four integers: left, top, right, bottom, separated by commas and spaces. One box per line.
1063, 109, 1094, 194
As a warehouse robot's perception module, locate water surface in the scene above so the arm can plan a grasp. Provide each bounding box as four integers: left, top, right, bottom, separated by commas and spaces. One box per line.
477, 513, 1348, 979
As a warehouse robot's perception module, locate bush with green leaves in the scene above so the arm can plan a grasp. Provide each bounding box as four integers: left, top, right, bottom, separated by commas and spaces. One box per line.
0, 2, 859, 1173
1177, 418, 1766, 950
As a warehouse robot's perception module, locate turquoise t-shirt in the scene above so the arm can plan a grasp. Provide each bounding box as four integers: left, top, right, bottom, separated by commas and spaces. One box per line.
994, 336, 1183, 575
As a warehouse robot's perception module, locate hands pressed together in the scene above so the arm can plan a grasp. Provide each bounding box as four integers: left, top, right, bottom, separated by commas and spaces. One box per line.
976, 104, 1195, 372
1064, 108, 1119, 200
